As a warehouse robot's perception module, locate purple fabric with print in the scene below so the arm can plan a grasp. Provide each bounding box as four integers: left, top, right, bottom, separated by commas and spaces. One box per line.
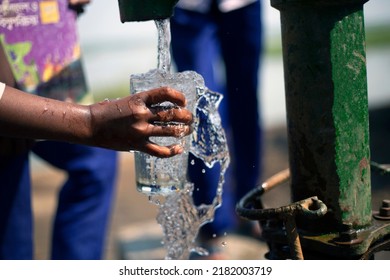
0, 0, 87, 102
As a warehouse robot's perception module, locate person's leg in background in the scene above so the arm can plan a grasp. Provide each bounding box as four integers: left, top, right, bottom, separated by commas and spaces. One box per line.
32, 141, 118, 259
170, 6, 239, 243
171, 1, 264, 244
218, 1, 264, 215
0, 151, 33, 259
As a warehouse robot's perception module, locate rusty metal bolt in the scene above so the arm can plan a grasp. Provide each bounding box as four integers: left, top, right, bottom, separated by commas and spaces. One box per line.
379, 200, 390, 218
334, 223, 363, 245
373, 199, 390, 220
339, 228, 358, 242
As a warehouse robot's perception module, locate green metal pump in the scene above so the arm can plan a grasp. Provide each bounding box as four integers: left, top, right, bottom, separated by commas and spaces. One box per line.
118, 0, 180, 22
237, 0, 390, 259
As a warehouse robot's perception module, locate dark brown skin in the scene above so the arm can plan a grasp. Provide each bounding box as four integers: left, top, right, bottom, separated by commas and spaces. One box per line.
0, 85, 193, 158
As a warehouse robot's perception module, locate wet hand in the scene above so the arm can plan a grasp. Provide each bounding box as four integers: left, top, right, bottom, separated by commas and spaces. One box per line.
89, 87, 193, 157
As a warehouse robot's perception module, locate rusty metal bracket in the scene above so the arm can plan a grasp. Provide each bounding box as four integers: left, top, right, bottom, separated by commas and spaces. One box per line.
236, 185, 327, 260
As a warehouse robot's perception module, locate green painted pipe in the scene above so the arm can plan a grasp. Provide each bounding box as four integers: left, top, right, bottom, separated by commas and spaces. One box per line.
118, 0, 179, 22
271, 0, 372, 232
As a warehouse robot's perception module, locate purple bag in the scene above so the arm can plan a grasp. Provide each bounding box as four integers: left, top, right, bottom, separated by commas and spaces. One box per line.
0, 0, 89, 103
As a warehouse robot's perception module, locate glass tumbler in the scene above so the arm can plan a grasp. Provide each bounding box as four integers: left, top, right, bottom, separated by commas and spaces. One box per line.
130, 69, 204, 196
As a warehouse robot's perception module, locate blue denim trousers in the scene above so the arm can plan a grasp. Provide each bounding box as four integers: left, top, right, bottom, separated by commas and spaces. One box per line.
0, 141, 118, 259
170, 0, 264, 238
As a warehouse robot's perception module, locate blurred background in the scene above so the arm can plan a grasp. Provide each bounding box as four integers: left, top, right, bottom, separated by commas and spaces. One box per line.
31, 0, 390, 260
74, 0, 390, 128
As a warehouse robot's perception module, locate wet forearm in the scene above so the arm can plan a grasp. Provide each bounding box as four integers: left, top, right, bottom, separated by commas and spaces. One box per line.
0, 84, 92, 144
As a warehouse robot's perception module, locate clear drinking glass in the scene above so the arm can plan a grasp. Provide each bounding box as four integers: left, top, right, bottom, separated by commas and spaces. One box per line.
130, 69, 204, 196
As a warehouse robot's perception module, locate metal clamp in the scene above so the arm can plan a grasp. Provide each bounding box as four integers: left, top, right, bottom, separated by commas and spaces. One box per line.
236, 173, 327, 260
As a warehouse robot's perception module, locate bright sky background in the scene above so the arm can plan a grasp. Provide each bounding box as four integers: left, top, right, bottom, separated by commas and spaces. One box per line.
76, 1, 390, 127
78, 0, 390, 45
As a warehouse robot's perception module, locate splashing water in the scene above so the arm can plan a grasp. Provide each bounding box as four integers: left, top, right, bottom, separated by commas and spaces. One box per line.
156, 87, 230, 260
138, 19, 230, 260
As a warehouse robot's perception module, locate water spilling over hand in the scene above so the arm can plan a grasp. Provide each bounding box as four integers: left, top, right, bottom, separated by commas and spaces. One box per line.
89, 87, 193, 157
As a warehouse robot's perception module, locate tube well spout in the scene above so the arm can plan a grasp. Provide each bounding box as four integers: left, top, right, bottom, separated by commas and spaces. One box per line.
118, 0, 179, 22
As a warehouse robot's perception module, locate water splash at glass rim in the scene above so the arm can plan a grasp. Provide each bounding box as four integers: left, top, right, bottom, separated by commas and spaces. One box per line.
131, 66, 229, 163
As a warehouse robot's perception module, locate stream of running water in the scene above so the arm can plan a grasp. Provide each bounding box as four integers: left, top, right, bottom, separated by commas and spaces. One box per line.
151, 19, 230, 260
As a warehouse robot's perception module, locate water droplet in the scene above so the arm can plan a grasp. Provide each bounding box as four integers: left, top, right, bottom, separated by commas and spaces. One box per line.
212, 234, 217, 238
190, 159, 195, 165
201, 169, 206, 174
148, 195, 161, 206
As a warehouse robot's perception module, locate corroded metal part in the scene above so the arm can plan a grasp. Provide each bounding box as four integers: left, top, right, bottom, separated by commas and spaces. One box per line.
237, 191, 327, 259
118, 0, 179, 22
